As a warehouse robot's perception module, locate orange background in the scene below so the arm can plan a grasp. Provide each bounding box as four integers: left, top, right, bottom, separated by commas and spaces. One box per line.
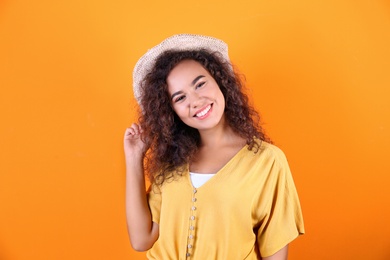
1, 0, 389, 259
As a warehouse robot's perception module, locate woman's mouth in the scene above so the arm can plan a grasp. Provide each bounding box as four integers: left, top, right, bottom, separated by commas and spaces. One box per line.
195, 104, 212, 118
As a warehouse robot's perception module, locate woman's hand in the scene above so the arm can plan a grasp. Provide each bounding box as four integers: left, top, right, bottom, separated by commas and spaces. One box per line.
124, 123, 147, 159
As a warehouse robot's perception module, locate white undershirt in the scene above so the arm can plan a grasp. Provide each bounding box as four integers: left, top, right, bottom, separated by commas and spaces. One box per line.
189, 172, 215, 188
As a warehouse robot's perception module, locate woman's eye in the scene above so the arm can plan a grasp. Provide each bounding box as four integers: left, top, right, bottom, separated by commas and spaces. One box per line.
174, 96, 185, 103
196, 82, 206, 89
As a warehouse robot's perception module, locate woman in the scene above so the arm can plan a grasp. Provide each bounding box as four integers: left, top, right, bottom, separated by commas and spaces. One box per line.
124, 34, 304, 259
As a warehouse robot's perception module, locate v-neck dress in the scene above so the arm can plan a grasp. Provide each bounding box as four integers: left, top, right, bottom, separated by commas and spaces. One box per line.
146, 141, 304, 259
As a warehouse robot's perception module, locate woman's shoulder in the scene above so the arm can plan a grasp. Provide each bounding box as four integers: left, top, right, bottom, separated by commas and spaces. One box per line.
248, 139, 289, 167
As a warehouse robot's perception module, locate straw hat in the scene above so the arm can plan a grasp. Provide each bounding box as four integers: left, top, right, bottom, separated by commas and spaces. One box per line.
132, 34, 230, 103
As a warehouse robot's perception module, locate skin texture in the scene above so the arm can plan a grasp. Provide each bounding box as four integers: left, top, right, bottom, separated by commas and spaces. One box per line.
263, 245, 288, 260
125, 53, 289, 259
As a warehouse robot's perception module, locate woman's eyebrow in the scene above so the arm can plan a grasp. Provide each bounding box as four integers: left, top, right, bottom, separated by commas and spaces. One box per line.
191, 75, 205, 86
171, 91, 183, 101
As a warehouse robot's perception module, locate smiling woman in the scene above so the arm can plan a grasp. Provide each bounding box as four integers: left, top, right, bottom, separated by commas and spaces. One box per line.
1, 0, 390, 259
124, 34, 304, 259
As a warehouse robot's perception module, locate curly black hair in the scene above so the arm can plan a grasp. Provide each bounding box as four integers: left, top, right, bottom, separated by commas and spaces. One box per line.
137, 49, 270, 185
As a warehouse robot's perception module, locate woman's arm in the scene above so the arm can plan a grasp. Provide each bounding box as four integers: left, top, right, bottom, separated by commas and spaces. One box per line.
263, 245, 288, 260
124, 124, 159, 251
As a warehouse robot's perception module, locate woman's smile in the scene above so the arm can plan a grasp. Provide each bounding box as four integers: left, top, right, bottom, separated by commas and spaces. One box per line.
194, 104, 212, 118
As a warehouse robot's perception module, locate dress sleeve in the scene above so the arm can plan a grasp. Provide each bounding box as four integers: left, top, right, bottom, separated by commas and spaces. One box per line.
147, 184, 162, 224
255, 147, 305, 257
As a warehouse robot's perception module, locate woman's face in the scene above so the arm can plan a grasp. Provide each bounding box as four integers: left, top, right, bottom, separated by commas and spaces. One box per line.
167, 60, 226, 132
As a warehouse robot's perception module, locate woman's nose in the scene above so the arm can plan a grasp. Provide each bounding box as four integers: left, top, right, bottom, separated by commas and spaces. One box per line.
190, 92, 202, 108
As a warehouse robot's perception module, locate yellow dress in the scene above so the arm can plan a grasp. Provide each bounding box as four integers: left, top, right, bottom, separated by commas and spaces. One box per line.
147, 141, 304, 259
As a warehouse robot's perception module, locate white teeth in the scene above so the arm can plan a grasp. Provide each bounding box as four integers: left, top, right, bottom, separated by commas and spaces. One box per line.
196, 105, 211, 117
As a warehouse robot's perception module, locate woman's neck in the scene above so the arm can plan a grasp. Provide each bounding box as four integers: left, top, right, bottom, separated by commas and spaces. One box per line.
190, 123, 247, 174
198, 123, 244, 150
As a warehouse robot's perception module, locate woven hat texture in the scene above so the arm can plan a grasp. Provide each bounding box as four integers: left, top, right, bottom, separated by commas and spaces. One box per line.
132, 34, 229, 103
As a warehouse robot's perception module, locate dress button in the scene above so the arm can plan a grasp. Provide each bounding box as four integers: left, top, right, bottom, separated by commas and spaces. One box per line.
193, 189, 197, 193
189, 226, 194, 230
189, 235, 193, 239
186, 253, 191, 257
190, 216, 195, 220
192, 198, 197, 202
192, 206, 196, 210
188, 244, 192, 248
